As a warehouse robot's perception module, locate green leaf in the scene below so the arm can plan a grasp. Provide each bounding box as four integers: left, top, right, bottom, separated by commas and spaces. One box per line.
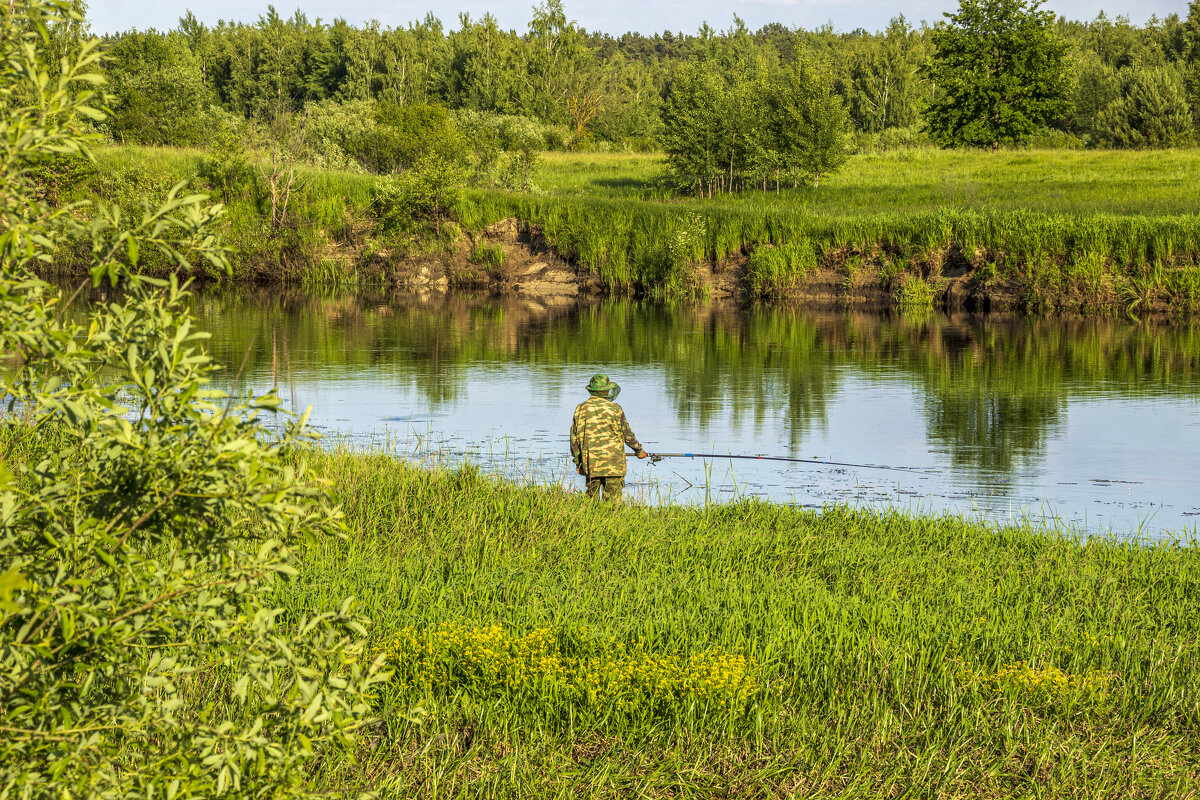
0, 568, 29, 614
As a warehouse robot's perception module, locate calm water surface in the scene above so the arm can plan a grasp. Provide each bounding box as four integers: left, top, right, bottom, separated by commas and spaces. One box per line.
189, 288, 1199, 536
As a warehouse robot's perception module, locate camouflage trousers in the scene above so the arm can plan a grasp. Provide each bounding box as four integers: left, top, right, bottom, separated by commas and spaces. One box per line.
584, 475, 625, 502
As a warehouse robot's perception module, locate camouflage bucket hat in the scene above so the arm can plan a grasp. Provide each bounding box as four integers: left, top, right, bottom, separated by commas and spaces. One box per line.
586, 373, 621, 400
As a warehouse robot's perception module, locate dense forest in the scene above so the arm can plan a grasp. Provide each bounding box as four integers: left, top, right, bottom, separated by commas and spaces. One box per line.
29, 0, 1200, 194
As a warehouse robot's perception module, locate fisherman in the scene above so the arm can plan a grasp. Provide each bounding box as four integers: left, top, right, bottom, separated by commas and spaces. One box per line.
570, 373, 647, 502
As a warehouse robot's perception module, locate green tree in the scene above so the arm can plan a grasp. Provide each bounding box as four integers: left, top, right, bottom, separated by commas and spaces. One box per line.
924, 0, 1072, 148
843, 17, 926, 133
450, 13, 523, 114
660, 61, 724, 195
1070, 51, 1120, 137
524, 0, 589, 123
769, 58, 851, 187
1093, 65, 1194, 147
0, 2, 384, 794
103, 31, 211, 145
1183, 0, 1200, 131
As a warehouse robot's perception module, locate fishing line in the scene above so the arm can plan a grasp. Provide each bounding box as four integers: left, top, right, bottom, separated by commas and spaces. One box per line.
631, 451, 936, 474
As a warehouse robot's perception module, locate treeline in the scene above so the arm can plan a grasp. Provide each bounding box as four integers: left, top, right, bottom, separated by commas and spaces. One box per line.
94, 0, 1200, 149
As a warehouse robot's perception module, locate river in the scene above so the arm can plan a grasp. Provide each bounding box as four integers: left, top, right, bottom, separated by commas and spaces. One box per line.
185, 287, 1199, 537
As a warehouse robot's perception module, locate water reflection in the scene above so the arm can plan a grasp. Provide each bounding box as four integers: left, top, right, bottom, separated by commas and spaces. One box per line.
129, 286, 1200, 533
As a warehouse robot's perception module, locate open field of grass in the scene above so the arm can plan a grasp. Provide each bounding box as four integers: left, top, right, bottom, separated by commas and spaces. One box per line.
55, 146, 1200, 312
533, 149, 1200, 216
274, 446, 1200, 797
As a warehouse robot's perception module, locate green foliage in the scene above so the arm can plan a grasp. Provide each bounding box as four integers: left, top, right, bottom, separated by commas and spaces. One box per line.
840, 16, 927, 134
25, 150, 96, 204
468, 240, 506, 270
199, 120, 254, 204
361, 102, 466, 174
768, 59, 851, 187
894, 273, 941, 309
299, 98, 376, 171
1184, 0, 1200, 131
0, 2, 383, 794
924, 0, 1072, 148
1071, 52, 1122, 137
371, 157, 465, 234
746, 241, 819, 296
667, 209, 700, 284
1092, 65, 1195, 148
659, 61, 725, 193
61, 0, 1200, 156
661, 56, 850, 195
454, 109, 563, 151
453, 110, 545, 190
102, 30, 215, 146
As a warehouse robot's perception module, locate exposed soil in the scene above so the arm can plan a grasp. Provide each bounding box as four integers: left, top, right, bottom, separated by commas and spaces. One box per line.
392, 218, 598, 305
389, 217, 1026, 312
45, 213, 1182, 316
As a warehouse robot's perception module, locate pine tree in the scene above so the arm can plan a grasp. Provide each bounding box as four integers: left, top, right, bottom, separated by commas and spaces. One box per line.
1094, 65, 1194, 147
1183, 0, 1200, 131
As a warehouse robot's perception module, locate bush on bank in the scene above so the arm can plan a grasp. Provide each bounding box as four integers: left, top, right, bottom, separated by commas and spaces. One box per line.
1, 4, 381, 795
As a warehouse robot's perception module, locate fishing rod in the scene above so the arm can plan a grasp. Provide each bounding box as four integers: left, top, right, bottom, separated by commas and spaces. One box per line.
632, 451, 934, 474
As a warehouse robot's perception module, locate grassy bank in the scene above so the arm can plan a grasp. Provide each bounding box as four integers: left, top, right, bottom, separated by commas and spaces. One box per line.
51, 146, 1200, 313
287, 446, 1200, 797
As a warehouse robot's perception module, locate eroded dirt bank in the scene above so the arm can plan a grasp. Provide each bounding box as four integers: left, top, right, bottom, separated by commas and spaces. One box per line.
387, 218, 1030, 313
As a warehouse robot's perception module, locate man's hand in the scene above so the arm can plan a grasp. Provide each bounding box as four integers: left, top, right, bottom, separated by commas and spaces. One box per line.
636, 450, 648, 460
576, 466, 585, 475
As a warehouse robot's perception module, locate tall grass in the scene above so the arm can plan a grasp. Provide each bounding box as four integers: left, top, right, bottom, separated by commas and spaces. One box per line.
281, 446, 1200, 797
462, 190, 1200, 305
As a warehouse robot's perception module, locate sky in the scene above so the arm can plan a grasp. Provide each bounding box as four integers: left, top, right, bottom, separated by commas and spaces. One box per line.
87, 0, 1189, 36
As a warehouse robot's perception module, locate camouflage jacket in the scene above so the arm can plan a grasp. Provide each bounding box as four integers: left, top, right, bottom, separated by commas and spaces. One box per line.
570, 395, 644, 477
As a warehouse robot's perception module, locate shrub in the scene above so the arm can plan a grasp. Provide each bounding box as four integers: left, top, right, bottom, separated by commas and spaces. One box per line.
0, 3, 384, 795
26, 150, 95, 204
299, 97, 375, 171
199, 119, 254, 204
371, 156, 466, 235
351, 102, 466, 174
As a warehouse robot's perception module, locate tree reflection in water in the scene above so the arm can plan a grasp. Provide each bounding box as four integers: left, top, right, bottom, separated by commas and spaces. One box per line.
97, 285, 1200, 483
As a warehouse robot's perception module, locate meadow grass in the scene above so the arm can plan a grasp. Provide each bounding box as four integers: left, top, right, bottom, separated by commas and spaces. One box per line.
533, 149, 1200, 216
284, 445, 1200, 797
